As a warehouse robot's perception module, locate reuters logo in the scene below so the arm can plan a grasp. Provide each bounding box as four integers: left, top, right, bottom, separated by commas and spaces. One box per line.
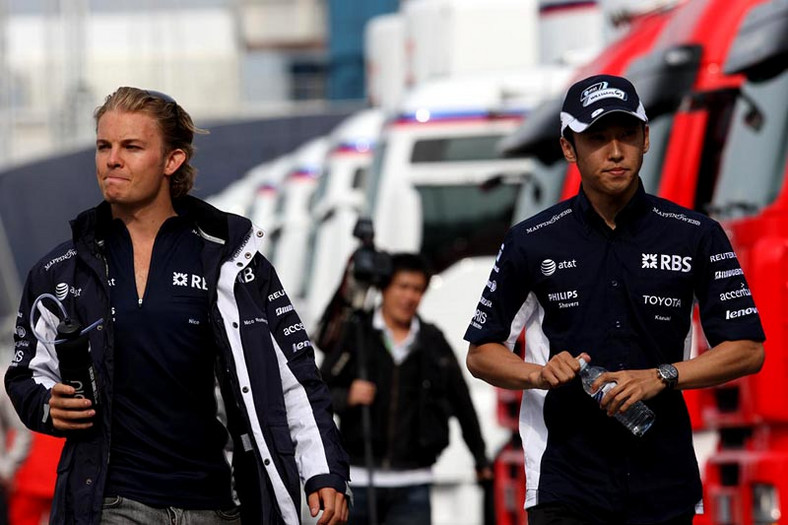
541, 259, 557, 276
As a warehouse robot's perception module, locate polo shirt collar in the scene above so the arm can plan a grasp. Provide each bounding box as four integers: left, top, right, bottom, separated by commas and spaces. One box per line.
573, 178, 650, 234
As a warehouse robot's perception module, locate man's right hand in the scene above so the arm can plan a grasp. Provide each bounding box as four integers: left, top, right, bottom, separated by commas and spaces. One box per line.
49, 383, 95, 431
528, 351, 590, 390
347, 379, 376, 406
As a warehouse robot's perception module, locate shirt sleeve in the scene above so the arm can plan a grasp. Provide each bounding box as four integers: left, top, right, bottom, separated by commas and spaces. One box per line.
464, 227, 532, 349
694, 221, 766, 347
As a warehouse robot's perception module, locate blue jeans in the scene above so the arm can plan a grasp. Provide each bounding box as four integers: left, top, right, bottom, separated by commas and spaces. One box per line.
350, 484, 431, 525
100, 496, 241, 525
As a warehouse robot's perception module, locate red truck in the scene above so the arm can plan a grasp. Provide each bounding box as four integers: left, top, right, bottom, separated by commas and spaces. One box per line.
700, 0, 788, 522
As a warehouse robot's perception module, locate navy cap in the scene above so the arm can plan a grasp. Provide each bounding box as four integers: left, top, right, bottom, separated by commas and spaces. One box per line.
560, 74, 648, 138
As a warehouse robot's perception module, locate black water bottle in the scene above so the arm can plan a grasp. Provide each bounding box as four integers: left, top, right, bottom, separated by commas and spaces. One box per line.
55, 319, 100, 416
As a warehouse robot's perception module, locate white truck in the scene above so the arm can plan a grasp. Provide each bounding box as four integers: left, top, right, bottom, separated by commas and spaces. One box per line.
302, 108, 385, 332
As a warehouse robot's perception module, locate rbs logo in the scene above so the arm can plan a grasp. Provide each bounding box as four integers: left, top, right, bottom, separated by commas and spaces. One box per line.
642, 253, 692, 273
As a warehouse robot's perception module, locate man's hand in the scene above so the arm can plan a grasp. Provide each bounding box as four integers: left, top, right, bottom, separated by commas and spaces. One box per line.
475, 465, 494, 483
528, 351, 590, 389
308, 487, 348, 525
49, 383, 95, 431
592, 367, 664, 416
347, 379, 376, 406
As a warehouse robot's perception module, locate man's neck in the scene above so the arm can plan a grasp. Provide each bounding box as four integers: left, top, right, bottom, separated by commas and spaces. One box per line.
382, 313, 412, 344
584, 185, 638, 230
111, 197, 176, 241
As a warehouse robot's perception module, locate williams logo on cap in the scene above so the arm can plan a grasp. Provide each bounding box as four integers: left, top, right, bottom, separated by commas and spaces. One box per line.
580, 82, 628, 108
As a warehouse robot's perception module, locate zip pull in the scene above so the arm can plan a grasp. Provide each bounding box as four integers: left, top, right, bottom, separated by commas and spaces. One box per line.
138, 298, 143, 308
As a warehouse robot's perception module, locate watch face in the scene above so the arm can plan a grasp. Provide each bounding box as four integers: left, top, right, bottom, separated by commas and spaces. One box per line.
659, 364, 678, 384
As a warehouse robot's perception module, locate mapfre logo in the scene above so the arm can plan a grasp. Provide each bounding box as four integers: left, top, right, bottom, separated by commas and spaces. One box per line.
641, 253, 692, 273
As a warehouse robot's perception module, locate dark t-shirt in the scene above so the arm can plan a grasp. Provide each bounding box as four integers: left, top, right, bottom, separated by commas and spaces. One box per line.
104, 216, 232, 509
464, 184, 765, 523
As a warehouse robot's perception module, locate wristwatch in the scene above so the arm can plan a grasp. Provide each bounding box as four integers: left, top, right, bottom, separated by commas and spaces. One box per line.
657, 364, 679, 390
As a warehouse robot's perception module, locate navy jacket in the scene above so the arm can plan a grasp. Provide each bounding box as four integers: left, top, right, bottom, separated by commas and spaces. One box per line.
6, 196, 349, 524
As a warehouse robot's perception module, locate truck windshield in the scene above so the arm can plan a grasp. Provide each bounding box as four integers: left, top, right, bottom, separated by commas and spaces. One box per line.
710, 70, 788, 219
417, 182, 520, 273
640, 114, 674, 194
411, 135, 505, 163
512, 160, 566, 224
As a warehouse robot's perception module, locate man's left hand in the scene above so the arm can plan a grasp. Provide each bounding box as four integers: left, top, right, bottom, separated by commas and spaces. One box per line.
308, 487, 348, 525
594, 367, 664, 416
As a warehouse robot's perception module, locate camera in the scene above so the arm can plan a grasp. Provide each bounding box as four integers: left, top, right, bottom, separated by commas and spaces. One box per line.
350, 217, 392, 290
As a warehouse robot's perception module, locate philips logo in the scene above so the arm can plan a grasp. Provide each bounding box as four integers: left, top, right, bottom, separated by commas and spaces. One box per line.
726, 307, 758, 320
642, 253, 692, 272
487, 280, 497, 293
548, 290, 578, 302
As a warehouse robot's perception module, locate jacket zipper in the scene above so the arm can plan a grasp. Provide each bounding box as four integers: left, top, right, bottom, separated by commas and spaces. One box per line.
383, 365, 400, 469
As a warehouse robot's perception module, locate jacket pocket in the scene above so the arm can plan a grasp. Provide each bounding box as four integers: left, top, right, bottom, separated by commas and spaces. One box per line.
269, 425, 300, 506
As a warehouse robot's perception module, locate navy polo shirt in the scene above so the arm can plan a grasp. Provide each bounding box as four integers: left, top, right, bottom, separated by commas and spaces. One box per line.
104, 215, 233, 509
465, 183, 765, 523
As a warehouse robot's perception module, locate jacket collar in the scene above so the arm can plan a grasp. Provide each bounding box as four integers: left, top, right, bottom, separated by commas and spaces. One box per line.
70, 195, 252, 252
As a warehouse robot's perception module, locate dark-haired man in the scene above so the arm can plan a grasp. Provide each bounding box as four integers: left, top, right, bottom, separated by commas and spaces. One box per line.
465, 75, 765, 525
321, 252, 492, 525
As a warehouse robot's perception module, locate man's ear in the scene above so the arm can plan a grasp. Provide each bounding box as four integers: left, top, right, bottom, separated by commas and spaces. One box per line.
560, 136, 576, 163
163, 149, 187, 177
643, 125, 650, 154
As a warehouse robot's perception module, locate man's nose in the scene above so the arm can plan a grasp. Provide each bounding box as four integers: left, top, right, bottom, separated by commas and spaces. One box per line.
106, 147, 122, 168
608, 139, 624, 161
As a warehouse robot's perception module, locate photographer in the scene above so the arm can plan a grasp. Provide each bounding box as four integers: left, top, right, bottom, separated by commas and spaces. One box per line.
320, 252, 492, 525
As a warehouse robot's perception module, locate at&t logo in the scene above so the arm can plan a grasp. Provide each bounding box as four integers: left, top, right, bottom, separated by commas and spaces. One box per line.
541, 259, 577, 276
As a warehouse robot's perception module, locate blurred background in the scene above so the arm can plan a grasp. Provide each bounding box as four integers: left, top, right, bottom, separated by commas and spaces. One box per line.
0, 0, 786, 523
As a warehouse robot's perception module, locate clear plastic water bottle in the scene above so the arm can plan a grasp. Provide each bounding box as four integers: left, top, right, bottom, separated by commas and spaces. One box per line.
578, 358, 654, 437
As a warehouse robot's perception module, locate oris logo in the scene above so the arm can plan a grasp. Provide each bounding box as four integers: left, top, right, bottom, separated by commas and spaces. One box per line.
283, 323, 305, 336
541, 259, 577, 276
473, 310, 487, 325
642, 253, 692, 272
